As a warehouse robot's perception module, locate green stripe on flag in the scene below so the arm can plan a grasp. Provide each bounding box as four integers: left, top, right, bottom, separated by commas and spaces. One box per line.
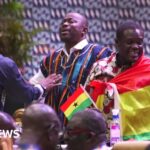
123, 131, 150, 141
67, 98, 92, 120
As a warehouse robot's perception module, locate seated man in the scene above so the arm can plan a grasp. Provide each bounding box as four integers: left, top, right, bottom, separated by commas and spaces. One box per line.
86, 20, 150, 141
63, 108, 108, 150
18, 103, 61, 150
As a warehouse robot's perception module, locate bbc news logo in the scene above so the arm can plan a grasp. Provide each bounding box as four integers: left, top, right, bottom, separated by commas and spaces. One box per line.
0, 129, 21, 138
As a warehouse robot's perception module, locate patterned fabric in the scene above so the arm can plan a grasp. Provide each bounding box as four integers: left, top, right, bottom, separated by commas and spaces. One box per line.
40, 43, 111, 124
86, 52, 134, 85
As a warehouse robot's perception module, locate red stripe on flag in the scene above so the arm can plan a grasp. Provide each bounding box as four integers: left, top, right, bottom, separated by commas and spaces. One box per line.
60, 87, 84, 112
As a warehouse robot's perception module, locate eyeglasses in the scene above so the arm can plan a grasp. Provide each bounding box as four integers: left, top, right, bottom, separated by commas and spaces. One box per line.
65, 127, 92, 136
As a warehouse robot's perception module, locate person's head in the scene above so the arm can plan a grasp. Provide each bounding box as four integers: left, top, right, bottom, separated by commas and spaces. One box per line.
115, 20, 144, 66
21, 103, 61, 150
0, 111, 15, 131
59, 12, 88, 50
0, 112, 16, 150
64, 108, 107, 150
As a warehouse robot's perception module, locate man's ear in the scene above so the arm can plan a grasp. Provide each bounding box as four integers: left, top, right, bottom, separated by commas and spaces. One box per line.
82, 27, 88, 37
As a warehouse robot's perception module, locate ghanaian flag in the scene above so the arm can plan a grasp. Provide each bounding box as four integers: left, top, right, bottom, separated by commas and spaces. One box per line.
89, 55, 150, 141
60, 86, 92, 120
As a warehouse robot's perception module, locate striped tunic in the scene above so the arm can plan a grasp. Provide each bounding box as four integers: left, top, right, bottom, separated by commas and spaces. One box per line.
40, 43, 112, 124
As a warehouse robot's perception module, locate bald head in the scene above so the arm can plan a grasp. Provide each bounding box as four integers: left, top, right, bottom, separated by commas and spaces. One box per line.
20, 104, 61, 150
22, 103, 61, 130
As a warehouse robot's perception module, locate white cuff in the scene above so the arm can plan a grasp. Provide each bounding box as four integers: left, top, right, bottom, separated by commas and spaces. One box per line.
34, 84, 44, 100
30, 70, 45, 85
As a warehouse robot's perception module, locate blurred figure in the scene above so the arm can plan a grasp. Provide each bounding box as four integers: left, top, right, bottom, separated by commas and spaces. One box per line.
13, 108, 25, 127
112, 141, 150, 150
63, 109, 108, 150
0, 53, 62, 115
13, 108, 25, 134
0, 111, 16, 150
0, 111, 16, 130
30, 12, 112, 124
18, 103, 61, 150
146, 144, 150, 150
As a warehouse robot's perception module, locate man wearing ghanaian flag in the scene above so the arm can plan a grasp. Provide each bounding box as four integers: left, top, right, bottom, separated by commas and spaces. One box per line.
86, 20, 150, 142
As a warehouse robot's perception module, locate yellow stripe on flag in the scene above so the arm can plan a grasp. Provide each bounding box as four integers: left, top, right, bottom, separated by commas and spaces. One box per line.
64, 93, 88, 117
96, 94, 105, 111
120, 85, 150, 110
120, 85, 150, 137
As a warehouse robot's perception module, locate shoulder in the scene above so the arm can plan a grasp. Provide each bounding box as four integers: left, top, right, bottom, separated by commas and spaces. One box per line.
42, 48, 63, 61
0, 55, 16, 69
88, 43, 112, 52
87, 43, 112, 58
94, 52, 116, 68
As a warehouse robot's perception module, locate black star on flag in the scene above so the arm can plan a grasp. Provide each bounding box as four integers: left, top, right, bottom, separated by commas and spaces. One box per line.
73, 102, 78, 107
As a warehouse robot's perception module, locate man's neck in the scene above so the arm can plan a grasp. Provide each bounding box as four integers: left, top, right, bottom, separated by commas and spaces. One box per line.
65, 38, 86, 53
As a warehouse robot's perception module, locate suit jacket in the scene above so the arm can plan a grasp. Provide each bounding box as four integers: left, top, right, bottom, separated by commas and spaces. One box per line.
0, 55, 40, 115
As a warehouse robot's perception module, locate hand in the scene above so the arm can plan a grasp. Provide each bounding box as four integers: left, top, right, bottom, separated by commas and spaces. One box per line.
39, 73, 62, 92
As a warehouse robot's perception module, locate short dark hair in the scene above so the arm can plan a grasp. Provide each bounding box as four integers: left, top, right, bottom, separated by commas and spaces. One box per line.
72, 108, 106, 134
116, 20, 144, 40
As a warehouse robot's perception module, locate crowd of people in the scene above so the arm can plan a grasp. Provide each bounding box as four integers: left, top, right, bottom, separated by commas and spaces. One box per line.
0, 11, 150, 150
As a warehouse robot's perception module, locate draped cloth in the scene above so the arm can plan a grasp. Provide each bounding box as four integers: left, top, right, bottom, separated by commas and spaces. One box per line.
88, 55, 150, 140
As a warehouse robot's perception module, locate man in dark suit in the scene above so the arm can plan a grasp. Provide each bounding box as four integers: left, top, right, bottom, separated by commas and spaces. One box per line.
0, 54, 62, 115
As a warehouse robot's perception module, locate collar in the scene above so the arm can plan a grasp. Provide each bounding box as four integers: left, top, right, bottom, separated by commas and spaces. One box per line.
62, 48, 69, 57
61, 39, 88, 61
63, 39, 88, 56
72, 39, 88, 51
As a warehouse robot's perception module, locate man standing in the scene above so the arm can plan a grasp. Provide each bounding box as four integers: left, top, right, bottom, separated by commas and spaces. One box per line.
30, 12, 112, 124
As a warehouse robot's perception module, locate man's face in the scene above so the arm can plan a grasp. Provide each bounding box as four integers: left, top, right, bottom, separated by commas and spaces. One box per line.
116, 28, 144, 65
59, 13, 85, 44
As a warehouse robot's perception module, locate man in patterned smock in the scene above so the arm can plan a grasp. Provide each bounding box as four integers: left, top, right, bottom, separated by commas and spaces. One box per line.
30, 12, 112, 124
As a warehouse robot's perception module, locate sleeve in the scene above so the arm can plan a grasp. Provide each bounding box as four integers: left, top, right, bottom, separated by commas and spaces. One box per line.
96, 46, 112, 60
84, 61, 99, 86
40, 54, 51, 77
3, 59, 41, 103
84, 45, 112, 86
29, 54, 51, 85
29, 69, 45, 85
